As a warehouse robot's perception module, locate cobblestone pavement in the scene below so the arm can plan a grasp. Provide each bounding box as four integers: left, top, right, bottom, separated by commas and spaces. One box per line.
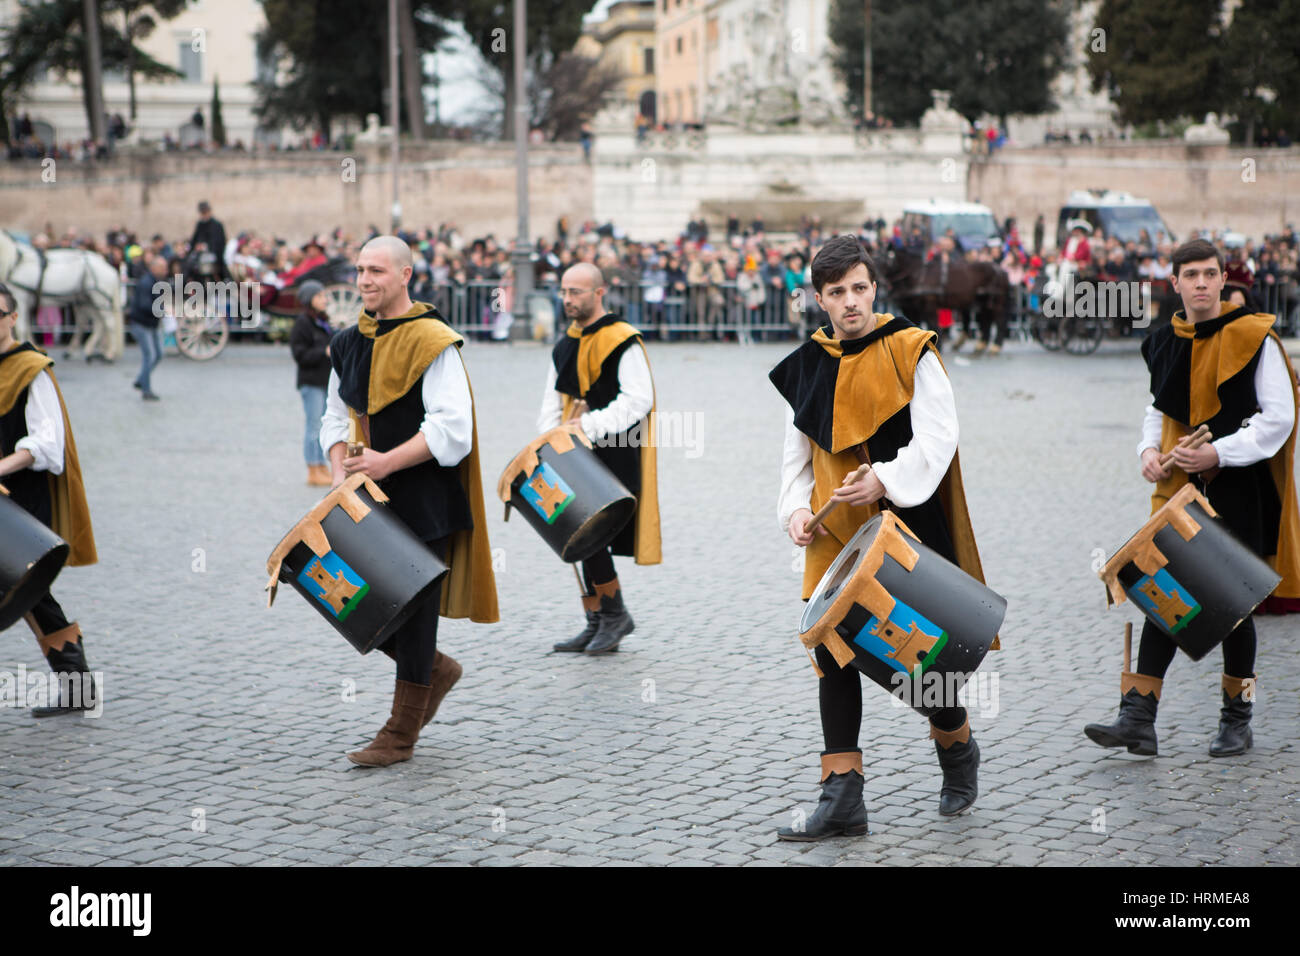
1, 333, 1297, 867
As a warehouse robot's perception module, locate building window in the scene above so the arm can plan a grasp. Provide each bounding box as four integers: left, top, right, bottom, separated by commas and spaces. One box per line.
178, 42, 203, 83
676, 36, 682, 54
643, 47, 654, 75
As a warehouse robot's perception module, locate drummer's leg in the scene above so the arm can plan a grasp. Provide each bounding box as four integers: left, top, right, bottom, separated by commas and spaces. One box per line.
23, 592, 97, 717
583, 547, 633, 655
814, 644, 861, 750
581, 549, 616, 592
773, 645, 866, 841
1083, 619, 1169, 755
1210, 618, 1256, 757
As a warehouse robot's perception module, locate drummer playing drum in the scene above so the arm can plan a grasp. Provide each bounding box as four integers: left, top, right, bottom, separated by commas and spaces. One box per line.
320, 237, 498, 767
1084, 238, 1300, 759
768, 235, 994, 840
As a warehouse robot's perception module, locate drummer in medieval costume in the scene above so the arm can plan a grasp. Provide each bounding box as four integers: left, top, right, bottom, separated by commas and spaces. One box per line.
540, 262, 660, 656
0, 281, 99, 716
1084, 238, 1300, 758
321, 237, 498, 767
768, 236, 993, 840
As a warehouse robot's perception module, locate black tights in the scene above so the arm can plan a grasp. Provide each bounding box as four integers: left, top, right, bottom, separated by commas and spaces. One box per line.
814, 644, 967, 751
581, 548, 616, 592
1135, 617, 1257, 680
381, 538, 448, 685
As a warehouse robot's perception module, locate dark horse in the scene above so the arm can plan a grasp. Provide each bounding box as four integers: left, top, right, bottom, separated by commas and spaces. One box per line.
880, 246, 1010, 353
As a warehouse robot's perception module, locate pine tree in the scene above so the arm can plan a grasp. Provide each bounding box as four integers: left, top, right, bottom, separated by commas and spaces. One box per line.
1087, 0, 1222, 126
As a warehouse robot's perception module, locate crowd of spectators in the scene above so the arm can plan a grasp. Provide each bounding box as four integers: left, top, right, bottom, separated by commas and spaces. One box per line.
14, 205, 1300, 348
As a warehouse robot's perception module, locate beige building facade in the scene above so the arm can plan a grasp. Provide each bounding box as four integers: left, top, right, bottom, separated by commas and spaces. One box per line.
655, 0, 707, 124
576, 0, 657, 118
1, 0, 292, 148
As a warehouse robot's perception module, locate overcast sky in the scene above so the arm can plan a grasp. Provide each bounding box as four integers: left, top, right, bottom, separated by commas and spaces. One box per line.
431, 0, 618, 125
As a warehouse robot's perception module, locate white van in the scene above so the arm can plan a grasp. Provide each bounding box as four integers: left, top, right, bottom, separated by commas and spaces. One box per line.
1056, 190, 1175, 248
899, 199, 1002, 253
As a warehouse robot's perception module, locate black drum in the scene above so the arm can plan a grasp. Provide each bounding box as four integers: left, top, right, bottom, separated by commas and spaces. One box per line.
0, 489, 70, 631
1100, 483, 1281, 661
799, 511, 1006, 717
266, 474, 448, 654
498, 425, 636, 563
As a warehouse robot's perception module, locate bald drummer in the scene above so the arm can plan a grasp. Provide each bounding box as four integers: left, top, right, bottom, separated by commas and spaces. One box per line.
321, 236, 498, 767
540, 262, 660, 656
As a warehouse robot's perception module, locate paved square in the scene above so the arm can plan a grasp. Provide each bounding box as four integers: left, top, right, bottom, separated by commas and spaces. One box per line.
1, 334, 1296, 866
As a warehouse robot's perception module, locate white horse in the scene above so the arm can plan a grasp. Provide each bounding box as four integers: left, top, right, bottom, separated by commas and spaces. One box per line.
0, 230, 124, 361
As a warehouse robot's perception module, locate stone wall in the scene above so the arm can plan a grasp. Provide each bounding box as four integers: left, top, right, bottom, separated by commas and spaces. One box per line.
592, 123, 972, 240
968, 142, 1300, 247
0, 142, 593, 243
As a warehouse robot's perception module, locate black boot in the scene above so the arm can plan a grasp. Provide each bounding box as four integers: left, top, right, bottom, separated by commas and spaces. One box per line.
585, 578, 633, 655
554, 595, 601, 652
777, 750, 868, 842
1084, 671, 1161, 756
1209, 674, 1254, 757
32, 633, 97, 718
932, 719, 979, 816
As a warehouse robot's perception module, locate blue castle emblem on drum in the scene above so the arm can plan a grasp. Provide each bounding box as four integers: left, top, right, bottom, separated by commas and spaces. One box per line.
1127, 568, 1200, 634
521, 461, 575, 524
298, 551, 369, 621
851, 599, 949, 677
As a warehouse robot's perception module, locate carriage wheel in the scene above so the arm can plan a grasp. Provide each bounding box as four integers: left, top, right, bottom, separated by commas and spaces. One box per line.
323, 284, 364, 330
1032, 312, 1062, 351
1058, 314, 1105, 355
176, 308, 230, 361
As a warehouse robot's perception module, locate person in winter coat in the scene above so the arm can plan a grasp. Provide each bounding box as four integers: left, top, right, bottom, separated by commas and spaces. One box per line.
290, 280, 333, 486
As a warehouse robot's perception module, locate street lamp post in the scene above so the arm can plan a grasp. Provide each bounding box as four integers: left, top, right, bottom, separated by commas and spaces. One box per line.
389, 0, 401, 233
509, 0, 533, 340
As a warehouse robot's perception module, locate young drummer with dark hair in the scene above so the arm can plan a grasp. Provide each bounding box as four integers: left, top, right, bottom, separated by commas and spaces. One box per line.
0, 281, 99, 716
1084, 238, 1300, 757
769, 235, 994, 840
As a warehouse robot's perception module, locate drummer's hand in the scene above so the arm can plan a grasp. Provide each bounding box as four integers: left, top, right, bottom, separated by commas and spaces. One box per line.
1171, 442, 1218, 475
788, 509, 829, 547
1140, 448, 1171, 483
342, 447, 394, 482
830, 469, 885, 507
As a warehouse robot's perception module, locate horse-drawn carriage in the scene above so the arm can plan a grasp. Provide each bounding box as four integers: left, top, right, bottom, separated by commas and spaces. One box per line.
173, 252, 363, 360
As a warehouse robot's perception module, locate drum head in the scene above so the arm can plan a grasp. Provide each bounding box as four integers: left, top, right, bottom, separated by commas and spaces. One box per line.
799, 514, 885, 634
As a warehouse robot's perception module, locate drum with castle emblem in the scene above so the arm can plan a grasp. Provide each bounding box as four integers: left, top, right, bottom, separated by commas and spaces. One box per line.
264, 474, 448, 654
798, 511, 1006, 717
1099, 483, 1280, 660
0, 487, 70, 631
497, 424, 636, 563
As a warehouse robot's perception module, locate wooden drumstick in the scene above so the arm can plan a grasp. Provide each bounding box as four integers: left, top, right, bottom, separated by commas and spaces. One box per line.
803, 464, 872, 534
347, 416, 365, 459
1158, 424, 1211, 470
1123, 621, 1132, 673
573, 563, 588, 596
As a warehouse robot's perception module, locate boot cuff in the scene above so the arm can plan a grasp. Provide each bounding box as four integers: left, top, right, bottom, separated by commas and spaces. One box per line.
1221, 673, 1256, 701
592, 577, 621, 599
1122, 671, 1163, 701
819, 750, 863, 780
581, 593, 600, 613
929, 718, 971, 749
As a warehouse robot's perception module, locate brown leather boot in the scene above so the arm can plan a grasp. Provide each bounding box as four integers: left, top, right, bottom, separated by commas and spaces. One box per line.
347, 679, 433, 767
421, 652, 463, 728
307, 464, 331, 487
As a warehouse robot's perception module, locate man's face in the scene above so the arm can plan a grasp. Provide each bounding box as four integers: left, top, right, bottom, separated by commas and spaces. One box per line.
560, 268, 601, 322
1171, 257, 1225, 318
815, 262, 876, 340
355, 246, 411, 314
